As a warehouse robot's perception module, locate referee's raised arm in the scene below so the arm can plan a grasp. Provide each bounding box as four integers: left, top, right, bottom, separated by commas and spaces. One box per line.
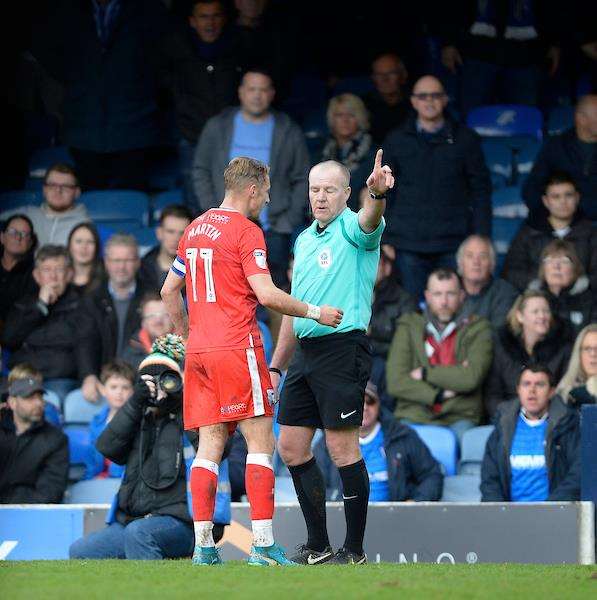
359, 148, 395, 233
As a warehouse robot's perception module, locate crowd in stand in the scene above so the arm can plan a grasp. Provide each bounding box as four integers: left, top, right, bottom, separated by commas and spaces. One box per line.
2, 0, 597, 520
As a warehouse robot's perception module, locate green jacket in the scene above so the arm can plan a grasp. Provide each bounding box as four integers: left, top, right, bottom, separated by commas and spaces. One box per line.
386, 312, 493, 425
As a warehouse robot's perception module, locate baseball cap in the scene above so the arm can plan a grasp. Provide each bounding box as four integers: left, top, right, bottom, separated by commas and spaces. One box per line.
364, 381, 379, 403
8, 378, 45, 398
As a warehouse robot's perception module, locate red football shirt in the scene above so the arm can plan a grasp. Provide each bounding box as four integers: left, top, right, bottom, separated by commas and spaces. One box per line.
173, 208, 269, 353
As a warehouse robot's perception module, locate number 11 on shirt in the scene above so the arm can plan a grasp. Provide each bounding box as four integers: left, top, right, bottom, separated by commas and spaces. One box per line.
186, 247, 216, 303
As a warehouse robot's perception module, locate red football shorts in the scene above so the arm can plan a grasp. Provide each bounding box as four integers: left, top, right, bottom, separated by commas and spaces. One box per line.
184, 346, 275, 431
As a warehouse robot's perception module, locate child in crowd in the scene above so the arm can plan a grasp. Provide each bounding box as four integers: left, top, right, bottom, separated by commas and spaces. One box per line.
84, 361, 135, 479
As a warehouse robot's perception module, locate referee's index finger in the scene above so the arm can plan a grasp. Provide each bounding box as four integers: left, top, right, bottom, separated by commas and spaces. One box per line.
374, 148, 383, 169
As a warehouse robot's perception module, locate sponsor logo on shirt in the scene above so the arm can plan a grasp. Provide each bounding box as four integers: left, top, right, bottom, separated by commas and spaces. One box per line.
318, 247, 332, 269
206, 213, 231, 224
509, 454, 546, 469
254, 249, 267, 269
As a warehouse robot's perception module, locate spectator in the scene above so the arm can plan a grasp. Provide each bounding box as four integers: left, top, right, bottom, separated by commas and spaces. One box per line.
386, 268, 493, 442
481, 365, 580, 502
505, 172, 597, 291
363, 53, 411, 145
79, 234, 148, 402
84, 361, 134, 480
1, 245, 89, 401
159, 0, 243, 205
0, 376, 68, 503
67, 222, 104, 295
0, 214, 37, 330
138, 205, 193, 293
0, 163, 89, 246
319, 94, 377, 212
1, 363, 61, 428
522, 96, 597, 220
313, 381, 443, 502
485, 291, 574, 419
556, 324, 597, 410
528, 240, 596, 333
31, 0, 169, 190
122, 294, 174, 370
435, 1, 561, 115
457, 235, 518, 329
193, 69, 310, 287
383, 75, 491, 300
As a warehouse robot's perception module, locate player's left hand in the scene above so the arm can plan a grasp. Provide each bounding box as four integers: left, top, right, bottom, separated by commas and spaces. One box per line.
366, 149, 395, 196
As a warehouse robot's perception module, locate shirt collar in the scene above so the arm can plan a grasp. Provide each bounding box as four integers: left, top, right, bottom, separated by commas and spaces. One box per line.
519, 409, 549, 427
108, 281, 136, 300
309, 207, 348, 236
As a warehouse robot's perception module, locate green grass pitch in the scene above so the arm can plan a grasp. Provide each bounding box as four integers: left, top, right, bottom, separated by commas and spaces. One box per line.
1, 561, 596, 599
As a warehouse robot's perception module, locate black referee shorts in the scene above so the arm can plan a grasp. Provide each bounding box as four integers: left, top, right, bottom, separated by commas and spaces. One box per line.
277, 330, 372, 430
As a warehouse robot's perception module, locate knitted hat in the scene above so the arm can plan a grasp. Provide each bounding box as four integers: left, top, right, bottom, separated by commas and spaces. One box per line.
137, 334, 185, 375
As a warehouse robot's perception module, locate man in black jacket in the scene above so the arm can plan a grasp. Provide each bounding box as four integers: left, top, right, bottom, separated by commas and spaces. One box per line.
1, 245, 91, 401
0, 377, 69, 503
159, 0, 243, 206
313, 382, 443, 502
481, 365, 580, 502
504, 172, 597, 291
523, 96, 597, 220
79, 234, 149, 402
69, 346, 195, 559
383, 75, 491, 300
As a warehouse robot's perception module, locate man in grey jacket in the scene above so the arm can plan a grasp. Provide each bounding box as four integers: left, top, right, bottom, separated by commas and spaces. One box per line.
0, 163, 89, 246
192, 69, 310, 287
457, 235, 518, 330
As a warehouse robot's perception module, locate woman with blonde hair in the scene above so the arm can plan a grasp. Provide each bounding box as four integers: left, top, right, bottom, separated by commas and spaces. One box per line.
527, 239, 596, 333
556, 323, 597, 410
485, 290, 574, 418
320, 93, 376, 210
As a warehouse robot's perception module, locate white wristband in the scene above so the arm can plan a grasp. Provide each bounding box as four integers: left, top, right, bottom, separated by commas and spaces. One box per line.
305, 303, 321, 320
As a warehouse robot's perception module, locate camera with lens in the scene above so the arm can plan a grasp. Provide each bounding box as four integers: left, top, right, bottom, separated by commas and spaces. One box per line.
146, 369, 183, 406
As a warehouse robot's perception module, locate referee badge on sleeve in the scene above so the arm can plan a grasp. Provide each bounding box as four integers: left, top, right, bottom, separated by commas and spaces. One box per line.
318, 247, 332, 269
253, 249, 267, 269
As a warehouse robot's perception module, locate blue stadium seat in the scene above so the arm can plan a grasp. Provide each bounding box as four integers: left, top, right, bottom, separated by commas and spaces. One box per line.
467, 105, 543, 140
0, 190, 41, 212
491, 186, 528, 218
492, 216, 524, 256
511, 137, 541, 178
408, 424, 458, 476
44, 402, 62, 427
128, 226, 158, 255
459, 425, 494, 475
491, 173, 508, 190
331, 75, 375, 96
79, 190, 150, 227
28, 146, 74, 178
441, 474, 481, 502
43, 389, 61, 411
547, 106, 574, 136
481, 138, 512, 181
63, 389, 106, 424
152, 189, 184, 223
64, 424, 92, 482
66, 478, 121, 504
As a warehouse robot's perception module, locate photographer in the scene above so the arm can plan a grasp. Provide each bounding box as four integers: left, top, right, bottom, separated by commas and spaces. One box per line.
69, 336, 230, 560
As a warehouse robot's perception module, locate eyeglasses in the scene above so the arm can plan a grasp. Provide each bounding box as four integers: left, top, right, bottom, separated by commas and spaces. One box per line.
5, 227, 32, 241
542, 256, 572, 266
44, 182, 78, 192
412, 92, 445, 101
581, 345, 597, 354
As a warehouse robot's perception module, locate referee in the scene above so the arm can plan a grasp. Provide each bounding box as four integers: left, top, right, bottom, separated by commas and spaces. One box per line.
269, 150, 394, 564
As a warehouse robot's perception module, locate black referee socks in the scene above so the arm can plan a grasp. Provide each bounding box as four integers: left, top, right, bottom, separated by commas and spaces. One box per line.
338, 459, 370, 556
288, 457, 330, 552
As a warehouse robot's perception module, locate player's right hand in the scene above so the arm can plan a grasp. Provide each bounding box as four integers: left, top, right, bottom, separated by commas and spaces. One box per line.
317, 305, 343, 328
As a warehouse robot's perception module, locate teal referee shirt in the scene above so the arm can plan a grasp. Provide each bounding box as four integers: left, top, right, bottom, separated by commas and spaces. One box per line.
292, 207, 385, 338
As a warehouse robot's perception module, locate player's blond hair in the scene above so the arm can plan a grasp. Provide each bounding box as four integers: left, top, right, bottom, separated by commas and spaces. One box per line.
224, 157, 270, 192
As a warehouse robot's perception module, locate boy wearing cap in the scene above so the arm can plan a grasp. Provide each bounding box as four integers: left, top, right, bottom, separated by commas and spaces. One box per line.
0, 376, 69, 503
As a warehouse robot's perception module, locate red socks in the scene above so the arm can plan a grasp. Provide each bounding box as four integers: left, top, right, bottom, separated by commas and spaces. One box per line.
245, 453, 275, 520
190, 458, 219, 521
